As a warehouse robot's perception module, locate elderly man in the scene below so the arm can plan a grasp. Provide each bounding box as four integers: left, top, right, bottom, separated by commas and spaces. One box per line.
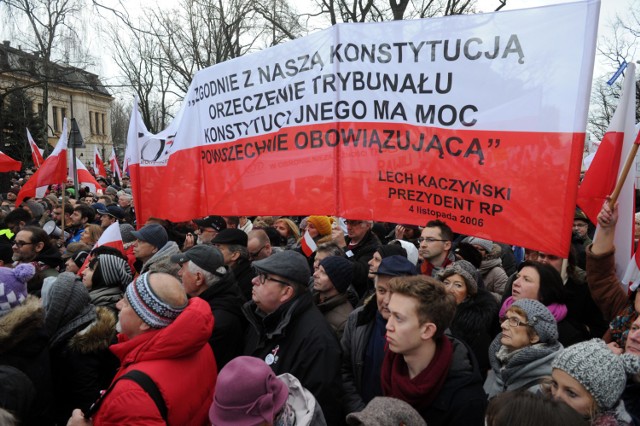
132, 224, 180, 277
171, 245, 245, 370
341, 255, 417, 415
247, 229, 275, 261
67, 272, 216, 425
242, 250, 342, 425
183, 215, 227, 249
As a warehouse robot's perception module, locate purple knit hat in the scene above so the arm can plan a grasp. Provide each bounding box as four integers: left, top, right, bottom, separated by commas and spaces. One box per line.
209, 356, 289, 426
0, 264, 36, 316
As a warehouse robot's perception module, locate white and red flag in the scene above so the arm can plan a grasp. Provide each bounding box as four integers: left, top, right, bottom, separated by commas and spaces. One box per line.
300, 230, 317, 257
16, 120, 69, 206
26, 128, 45, 168
94, 147, 107, 177
577, 62, 638, 282
109, 148, 122, 181
0, 151, 22, 172
77, 222, 125, 275
70, 156, 102, 195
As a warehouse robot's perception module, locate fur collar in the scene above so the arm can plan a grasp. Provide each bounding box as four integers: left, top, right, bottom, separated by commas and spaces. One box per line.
0, 296, 45, 354
68, 307, 117, 354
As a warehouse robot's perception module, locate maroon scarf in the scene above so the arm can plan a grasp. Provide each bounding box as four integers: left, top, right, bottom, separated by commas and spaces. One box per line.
380, 336, 453, 410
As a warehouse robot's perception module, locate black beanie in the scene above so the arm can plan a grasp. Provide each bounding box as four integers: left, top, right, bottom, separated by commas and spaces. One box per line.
377, 244, 407, 259
320, 256, 353, 294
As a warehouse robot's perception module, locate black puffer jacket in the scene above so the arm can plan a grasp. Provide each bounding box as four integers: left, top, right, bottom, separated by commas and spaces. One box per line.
450, 288, 499, 377
242, 291, 343, 425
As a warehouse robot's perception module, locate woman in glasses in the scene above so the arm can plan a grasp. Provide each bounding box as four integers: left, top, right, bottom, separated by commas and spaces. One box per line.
500, 261, 590, 346
484, 298, 562, 399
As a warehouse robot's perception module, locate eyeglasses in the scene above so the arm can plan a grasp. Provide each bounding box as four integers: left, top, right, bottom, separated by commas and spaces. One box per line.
12, 241, 34, 248
501, 316, 531, 328
572, 223, 588, 228
417, 237, 448, 244
256, 272, 290, 286
249, 245, 266, 259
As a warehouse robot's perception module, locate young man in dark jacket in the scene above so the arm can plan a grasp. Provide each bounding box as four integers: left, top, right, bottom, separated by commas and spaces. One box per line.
242, 250, 343, 425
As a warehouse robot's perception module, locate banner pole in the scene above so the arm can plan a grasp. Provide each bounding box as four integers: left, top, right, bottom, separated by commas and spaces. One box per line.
609, 134, 640, 207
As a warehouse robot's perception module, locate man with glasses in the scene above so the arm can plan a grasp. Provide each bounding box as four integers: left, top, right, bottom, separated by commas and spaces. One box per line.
242, 250, 343, 425
183, 215, 227, 250
418, 219, 455, 277
12, 226, 63, 293
572, 209, 592, 270
247, 229, 275, 262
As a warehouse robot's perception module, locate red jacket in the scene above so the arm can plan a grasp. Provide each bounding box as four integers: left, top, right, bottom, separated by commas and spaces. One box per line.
93, 297, 217, 426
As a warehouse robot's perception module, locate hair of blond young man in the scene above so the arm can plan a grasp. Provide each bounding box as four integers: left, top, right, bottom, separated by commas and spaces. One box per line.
148, 272, 188, 309
388, 275, 456, 339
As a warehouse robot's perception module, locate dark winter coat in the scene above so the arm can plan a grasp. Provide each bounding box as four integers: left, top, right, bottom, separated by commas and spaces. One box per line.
232, 258, 256, 301
450, 288, 499, 377
242, 290, 343, 425
340, 297, 377, 414
0, 296, 53, 426
49, 307, 119, 425
197, 270, 246, 370
345, 230, 381, 298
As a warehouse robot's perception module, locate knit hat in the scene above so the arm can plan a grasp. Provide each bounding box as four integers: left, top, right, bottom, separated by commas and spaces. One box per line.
72, 251, 90, 269
438, 260, 479, 296
252, 251, 310, 287
319, 256, 353, 293
552, 338, 640, 410
24, 200, 44, 220
0, 264, 35, 317
209, 356, 289, 426
511, 299, 558, 344
119, 224, 136, 244
375, 255, 417, 277
376, 244, 407, 259
306, 216, 333, 237
389, 239, 419, 266
125, 272, 187, 329
95, 254, 133, 289
346, 397, 427, 426
131, 224, 168, 249
462, 236, 493, 253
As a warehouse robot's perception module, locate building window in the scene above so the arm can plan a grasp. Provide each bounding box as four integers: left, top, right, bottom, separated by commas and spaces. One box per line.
89, 111, 94, 134
52, 106, 59, 132
102, 114, 106, 136
95, 111, 101, 135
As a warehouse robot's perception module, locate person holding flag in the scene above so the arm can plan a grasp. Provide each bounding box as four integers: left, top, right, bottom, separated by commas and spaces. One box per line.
587, 199, 640, 350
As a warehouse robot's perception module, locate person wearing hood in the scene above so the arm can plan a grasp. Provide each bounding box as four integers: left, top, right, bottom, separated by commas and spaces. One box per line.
42, 273, 119, 425
81, 253, 133, 314
0, 263, 54, 425
484, 299, 563, 399
132, 223, 180, 278
463, 236, 509, 300
438, 260, 499, 377
171, 244, 245, 370
209, 356, 326, 426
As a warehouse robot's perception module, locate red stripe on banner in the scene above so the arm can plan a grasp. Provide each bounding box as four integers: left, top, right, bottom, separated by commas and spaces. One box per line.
131, 122, 584, 257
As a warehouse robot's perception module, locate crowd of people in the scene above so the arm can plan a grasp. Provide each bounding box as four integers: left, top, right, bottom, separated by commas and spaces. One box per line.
0, 171, 639, 426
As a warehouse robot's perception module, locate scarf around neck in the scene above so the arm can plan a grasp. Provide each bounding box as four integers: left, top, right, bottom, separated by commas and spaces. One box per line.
380, 335, 453, 411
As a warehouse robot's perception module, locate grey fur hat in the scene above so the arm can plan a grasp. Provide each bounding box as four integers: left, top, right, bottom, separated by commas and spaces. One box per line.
552, 338, 640, 410
511, 299, 558, 344
438, 260, 478, 296
346, 397, 426, 426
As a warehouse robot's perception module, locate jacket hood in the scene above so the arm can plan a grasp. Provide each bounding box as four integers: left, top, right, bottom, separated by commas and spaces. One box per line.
68, 306, 117, 354
142, 241, 181, 277
0, 296, 46, 355
111, 297, 214, 367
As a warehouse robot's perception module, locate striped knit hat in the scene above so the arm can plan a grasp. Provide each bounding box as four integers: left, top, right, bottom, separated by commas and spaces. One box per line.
125, 272, 187, 329
94, 254, 133, 290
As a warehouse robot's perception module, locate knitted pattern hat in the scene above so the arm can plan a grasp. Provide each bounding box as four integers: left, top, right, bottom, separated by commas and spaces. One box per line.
438, 260, 479, 296
462, 236, 493, 253
307, 216, 333, 237
25, 200, 44, 220
125, 272, 187, 329
346, 397, 427, 426
552, 338, 640, 410
0, 264, 35, 317
511, 299, 558, 344
209, 356, 289, 426
119, 224, 136, 244
320, 256, 353, 293
96, 254, 133, 289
